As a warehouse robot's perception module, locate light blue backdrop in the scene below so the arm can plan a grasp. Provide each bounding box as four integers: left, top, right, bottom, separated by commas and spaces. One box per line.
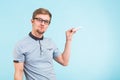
0, 0, 120, 80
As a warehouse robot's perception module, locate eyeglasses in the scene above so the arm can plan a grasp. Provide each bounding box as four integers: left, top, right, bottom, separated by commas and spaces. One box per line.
33, 18, 50, 25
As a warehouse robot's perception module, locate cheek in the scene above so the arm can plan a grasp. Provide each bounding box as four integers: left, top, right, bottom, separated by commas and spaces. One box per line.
32, 22, 38, 27
45, 26, 49, 30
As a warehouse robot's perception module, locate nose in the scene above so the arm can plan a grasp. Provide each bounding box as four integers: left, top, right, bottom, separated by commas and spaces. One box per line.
41, 21, 45, 25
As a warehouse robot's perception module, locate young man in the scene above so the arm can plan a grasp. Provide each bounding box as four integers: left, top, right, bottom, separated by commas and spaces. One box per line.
13, 8, 77, 80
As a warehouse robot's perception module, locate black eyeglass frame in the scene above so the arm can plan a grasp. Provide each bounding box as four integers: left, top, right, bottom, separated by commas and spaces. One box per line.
33, 18, 50, 25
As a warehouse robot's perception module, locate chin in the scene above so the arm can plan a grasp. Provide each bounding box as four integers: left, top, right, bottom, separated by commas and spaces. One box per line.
37, 30, 45, 34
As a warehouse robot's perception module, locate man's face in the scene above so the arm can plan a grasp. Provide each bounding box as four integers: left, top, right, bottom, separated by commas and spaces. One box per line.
31, 14, 50, 34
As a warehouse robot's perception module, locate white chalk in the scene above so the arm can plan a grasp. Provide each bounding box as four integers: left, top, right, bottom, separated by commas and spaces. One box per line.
72, 27, 81, 32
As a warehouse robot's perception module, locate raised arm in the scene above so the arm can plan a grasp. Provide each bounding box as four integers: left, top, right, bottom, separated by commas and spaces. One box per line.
55, 28, 77, 66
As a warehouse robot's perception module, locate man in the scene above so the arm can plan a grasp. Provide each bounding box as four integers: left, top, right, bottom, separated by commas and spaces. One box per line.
13, 8, 77, 80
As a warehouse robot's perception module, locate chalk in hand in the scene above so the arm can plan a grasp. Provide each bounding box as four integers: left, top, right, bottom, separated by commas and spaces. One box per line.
72, 27, 80, 32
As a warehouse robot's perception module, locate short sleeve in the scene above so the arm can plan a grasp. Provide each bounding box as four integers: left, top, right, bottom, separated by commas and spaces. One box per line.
52, 43, 61, 59
13, 43, 25, 63
53, 48, 61, 59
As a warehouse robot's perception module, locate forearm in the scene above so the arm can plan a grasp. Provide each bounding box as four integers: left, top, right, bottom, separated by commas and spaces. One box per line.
14, 71, 23, 80
62, 40, 71, 66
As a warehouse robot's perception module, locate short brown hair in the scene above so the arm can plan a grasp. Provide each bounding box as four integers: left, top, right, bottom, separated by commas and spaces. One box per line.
32, 8, 52, 23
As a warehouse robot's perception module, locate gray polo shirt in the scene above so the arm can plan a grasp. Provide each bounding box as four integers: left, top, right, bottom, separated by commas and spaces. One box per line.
13, 32, 61, 80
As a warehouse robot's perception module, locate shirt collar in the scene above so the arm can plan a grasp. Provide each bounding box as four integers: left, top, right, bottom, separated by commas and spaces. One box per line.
29, 32, 43, 40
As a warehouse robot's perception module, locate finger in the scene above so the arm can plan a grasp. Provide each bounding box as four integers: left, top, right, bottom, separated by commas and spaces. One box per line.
72, 27, 80, 32
71, 28, 77, 34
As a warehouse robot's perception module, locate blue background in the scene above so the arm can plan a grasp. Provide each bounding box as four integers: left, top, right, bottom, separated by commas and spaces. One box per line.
0, 0, 120, 80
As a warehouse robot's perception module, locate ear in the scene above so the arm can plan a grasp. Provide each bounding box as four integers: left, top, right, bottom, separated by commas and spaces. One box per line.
31, 19, 34, 23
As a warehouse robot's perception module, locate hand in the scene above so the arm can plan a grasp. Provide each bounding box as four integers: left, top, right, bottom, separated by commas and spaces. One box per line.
66, 28, 77, 41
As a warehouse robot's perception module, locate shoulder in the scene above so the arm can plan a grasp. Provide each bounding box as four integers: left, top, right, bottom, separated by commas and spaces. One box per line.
15, 36, 30, 48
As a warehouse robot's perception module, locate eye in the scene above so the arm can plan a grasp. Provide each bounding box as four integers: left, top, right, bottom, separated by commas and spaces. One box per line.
34, 18, 50, 25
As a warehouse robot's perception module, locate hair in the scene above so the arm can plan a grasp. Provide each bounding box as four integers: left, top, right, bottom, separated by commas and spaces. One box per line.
32, 8, 52, 23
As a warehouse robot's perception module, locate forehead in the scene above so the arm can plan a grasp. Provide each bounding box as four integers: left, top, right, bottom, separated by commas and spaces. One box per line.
35, 14, 50, 20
